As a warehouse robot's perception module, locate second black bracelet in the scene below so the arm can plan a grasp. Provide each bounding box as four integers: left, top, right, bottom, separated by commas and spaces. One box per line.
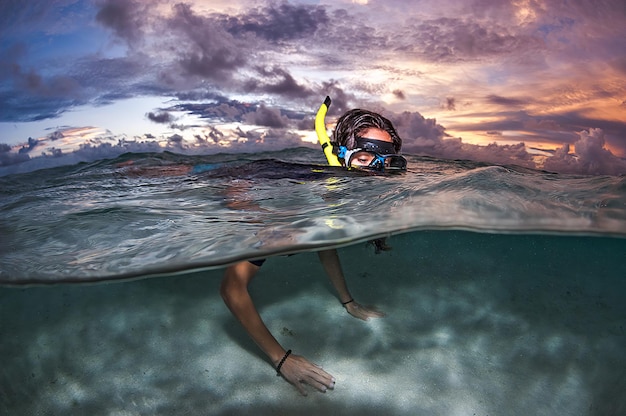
341, 298, 354, 306
276, 349, 292, 376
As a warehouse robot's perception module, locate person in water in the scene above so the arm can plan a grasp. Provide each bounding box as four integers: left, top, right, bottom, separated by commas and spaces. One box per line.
220, 108, 406, 395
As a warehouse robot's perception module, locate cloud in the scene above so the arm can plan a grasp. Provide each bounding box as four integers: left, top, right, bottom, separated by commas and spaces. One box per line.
393, 90, 406, 100
392, 103, 626, 174
0, 142, 30, 166
17, 137, 40, 154
0, 0, 87, 39
0, 42, 27, 79
95, 0, 145, 45
159, 2, 332, 93
318, 81, 358, 117
167, 3, 247, 83
243, 104, 290, 128
486, 94, 533, 108
391, 109, 537, 168
0, 43, 83, 122
172, 99, 254, 123
245, 66, 313, 99
543, 128, 626, 176
397, 17, 544, 62
310, 8, 387, 66
445, 97, 456, 111
391, 111, 447, 148
203, 126, 224, 144
223, 2, 329, 41
146, 111, 174, 124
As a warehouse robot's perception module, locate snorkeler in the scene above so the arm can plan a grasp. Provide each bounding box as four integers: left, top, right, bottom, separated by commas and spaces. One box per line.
220, 103, 406, 395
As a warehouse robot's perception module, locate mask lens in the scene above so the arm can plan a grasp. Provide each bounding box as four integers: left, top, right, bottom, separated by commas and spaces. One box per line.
345, 149, 407, 172
348, 151, 377, 167
383, 155, 407, 171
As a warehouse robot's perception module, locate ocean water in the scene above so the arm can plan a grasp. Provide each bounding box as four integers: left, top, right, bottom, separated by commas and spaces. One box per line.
2, 148, 626, 284
1, 148, 625, 415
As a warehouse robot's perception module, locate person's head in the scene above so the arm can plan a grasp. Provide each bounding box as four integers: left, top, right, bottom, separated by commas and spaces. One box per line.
332, 109, 406, 171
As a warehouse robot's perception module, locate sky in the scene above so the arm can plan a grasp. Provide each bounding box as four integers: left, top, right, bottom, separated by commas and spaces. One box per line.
1, 0, 626, 175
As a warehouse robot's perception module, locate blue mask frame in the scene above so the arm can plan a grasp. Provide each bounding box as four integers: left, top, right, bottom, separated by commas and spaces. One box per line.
338, 139, 407, 172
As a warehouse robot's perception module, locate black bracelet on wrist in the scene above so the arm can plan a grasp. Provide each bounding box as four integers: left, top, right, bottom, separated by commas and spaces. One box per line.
341, 298, 354, 306
276, 349, 292, 376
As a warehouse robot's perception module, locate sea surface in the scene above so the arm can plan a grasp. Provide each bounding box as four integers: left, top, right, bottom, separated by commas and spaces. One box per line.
2, 148, 626, 284
1, 148, 625, 415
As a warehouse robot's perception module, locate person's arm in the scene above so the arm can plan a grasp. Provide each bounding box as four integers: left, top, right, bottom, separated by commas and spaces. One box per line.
220, 261, 336, 395
317, 249, 385, 320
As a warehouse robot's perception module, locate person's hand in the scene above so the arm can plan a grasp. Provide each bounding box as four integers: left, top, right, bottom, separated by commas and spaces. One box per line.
277, 353, 336, 396
345, 301, 385, 321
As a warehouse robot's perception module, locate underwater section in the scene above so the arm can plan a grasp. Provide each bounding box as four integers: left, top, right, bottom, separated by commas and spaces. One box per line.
1, 230, 624, 415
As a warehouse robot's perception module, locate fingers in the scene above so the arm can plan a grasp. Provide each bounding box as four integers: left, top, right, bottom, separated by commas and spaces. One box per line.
346, 302, 386, 320
294, 382, 308, 396
307, 376, 334, 393
279, 354, 336, 395
364, 309, 386, 319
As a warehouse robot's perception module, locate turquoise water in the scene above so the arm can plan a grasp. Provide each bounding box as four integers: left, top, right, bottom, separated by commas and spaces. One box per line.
1, 149, 625, 415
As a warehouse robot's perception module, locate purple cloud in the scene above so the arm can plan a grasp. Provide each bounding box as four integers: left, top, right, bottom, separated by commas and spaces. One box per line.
223, 2, 329, 41
95, 0, 145, 45
243, 104, 290, 128
544, 129, 626, 176
146, 111, 174, 124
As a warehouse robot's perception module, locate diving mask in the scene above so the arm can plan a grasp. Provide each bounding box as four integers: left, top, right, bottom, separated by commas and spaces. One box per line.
338, 136, 407, 172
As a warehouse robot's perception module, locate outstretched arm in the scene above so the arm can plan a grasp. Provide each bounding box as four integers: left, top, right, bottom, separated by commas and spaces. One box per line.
220, 261, 335, 395
317, 249, 385, 320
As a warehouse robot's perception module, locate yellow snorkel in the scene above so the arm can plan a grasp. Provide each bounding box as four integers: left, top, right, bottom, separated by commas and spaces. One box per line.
315, 96, 341, 166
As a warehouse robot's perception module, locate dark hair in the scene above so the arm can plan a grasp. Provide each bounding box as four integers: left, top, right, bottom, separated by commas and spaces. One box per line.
332, 109, 402, 152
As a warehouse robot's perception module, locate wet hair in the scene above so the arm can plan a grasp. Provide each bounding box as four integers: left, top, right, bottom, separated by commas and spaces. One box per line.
332, 109, 402, 153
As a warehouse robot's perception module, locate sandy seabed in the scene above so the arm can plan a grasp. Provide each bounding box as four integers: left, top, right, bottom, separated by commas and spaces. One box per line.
1, 231, 625, 415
